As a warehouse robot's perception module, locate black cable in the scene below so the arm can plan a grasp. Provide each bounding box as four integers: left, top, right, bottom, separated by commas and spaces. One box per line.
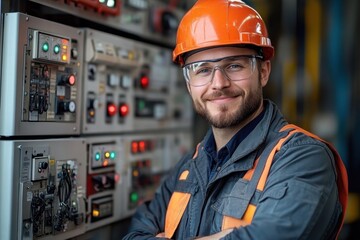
31, 194, 46, 234
54, 164, 73, 231
58, 165, 72, 204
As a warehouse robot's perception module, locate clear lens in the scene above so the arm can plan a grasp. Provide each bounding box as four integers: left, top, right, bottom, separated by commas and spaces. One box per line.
183, 55, 261, 87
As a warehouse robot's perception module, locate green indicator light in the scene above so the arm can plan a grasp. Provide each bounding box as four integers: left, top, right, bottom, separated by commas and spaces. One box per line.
54, 44, 61, 54
138, 100, 145, 110
110, 151, 116, 159
42, 42, 49, 52
95, 152, 101, 161
130, 192, 139, 203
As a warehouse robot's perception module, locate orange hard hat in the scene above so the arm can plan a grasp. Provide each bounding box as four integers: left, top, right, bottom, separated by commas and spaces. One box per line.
173, 0, 274, 65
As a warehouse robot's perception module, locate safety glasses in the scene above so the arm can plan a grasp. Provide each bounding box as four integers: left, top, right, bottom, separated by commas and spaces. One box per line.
183, 55, 262, 87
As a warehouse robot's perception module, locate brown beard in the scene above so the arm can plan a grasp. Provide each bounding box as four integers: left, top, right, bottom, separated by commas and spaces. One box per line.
193, 84, 263, 129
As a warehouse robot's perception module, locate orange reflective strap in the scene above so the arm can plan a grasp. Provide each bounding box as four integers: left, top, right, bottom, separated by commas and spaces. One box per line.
192, 143, 201, 159
179, 170, 189, 180
222, 204, 257, 230
165, 191, 191, 238
164, 143, 201, 238
243, 157, 259, 181
257, 129, 298, 191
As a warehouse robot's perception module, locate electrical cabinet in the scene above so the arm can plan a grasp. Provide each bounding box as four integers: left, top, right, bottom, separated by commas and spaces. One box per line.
0, 1, 195, 239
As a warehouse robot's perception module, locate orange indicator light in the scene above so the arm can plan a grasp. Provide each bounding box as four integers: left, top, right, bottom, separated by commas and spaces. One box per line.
92, 209, 100, 217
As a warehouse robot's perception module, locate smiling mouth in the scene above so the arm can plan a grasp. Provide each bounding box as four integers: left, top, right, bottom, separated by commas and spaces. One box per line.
208, 96, 236, 104
206, 92, 240, 101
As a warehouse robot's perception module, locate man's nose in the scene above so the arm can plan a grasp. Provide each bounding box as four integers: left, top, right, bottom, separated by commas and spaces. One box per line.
210, 68, 231, 89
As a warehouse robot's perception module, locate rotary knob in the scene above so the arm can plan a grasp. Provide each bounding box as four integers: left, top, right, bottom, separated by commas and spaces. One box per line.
58, 101, 76, 113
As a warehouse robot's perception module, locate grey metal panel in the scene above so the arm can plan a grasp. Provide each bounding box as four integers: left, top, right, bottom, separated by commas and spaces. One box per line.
84, 130, 193, 231
0, 13, 84, 136
82, 28, 193, 134
0, 138, 87, 240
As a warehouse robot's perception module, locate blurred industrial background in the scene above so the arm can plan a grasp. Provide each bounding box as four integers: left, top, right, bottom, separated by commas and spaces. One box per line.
0, 0, 358, 239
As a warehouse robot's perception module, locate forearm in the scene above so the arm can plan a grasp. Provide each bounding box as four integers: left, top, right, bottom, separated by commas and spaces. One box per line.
122, 202, 164, 239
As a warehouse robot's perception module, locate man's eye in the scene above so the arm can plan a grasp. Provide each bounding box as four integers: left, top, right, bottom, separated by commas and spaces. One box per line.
227, 63, 244, 71
195, 67, 212, 75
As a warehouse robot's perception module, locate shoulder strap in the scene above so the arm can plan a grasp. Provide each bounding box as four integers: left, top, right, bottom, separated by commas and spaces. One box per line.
222, 127, 299, 229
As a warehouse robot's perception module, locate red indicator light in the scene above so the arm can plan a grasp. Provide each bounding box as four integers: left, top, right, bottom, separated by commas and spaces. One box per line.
68, 74, 76, 85
119, 104, 129, 117
62, 39, 69, 45
139, 141, 146, 152
115, 173, 120, 183
131, 141, 139, 154
107, 103, 117, 116
140, 75, 149, 89
103, 159, 109, 167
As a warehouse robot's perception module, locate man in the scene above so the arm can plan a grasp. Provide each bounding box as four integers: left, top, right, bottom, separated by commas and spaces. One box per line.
123, 0, 348, 239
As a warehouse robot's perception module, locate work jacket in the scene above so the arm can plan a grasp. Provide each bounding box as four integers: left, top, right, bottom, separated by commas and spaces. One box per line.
123, 100, 346, 240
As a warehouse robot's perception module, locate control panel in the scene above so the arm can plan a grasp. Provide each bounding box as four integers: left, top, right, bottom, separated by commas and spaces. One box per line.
85, 131, 193, 230
85, 137, 125, 230
0, 138, 87, 240
0, 13, 83, 136
82, 28, 192, 134
124, 131, 192, 215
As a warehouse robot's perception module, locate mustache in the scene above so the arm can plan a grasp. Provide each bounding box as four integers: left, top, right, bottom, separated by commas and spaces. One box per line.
203, 89, 244, 100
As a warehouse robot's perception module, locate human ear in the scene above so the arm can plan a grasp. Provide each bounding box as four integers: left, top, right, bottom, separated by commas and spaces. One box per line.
260, 60, 271, 87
